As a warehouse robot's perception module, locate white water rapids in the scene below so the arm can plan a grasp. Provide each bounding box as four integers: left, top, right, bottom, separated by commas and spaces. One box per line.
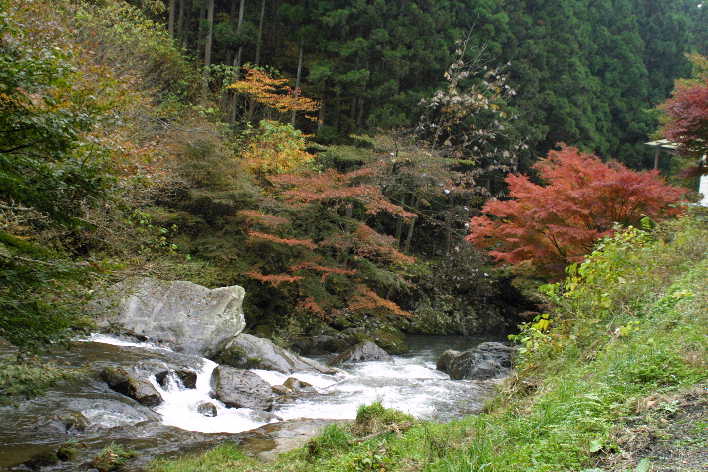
84, 334, 494, 434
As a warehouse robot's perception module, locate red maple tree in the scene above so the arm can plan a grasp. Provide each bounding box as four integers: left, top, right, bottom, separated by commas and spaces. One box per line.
659, 54, 708, 159
467, 145, 686, 277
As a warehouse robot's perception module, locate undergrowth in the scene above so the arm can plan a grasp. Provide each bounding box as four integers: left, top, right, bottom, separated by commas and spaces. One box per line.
151, 215, 707, 472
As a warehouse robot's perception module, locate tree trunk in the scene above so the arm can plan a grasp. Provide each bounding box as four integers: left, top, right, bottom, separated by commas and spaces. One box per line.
229, 0, 246, 123
403, 198, 418, 253
394, 195, 406, 243
197, 2, 206, 58
204, 0, 215, 67
202, 0, 215, 97
291, 39, 304, 126
317, 96, 326, 132
357, 98, 365, 129
404, 216, 417, 253
255, 0, 266, 66
177, 0, 185, 39
168, 0, 176, 38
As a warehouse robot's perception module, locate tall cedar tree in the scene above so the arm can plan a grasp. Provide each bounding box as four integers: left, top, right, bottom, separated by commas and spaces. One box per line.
467, 145, 685, 277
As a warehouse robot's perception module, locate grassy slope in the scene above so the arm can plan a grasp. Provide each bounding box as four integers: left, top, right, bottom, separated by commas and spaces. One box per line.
151, 216, 707, 472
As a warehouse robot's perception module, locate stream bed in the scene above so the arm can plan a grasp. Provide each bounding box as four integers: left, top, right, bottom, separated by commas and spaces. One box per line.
0, 334, 501, 471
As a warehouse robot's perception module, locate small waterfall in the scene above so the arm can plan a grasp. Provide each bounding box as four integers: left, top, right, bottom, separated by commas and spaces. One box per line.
150, 357, 272, 434
83, 334, 495, 434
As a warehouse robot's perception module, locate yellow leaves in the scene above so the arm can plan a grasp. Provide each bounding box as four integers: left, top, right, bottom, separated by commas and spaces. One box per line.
228, 68, 319, 119
532, 313, 552, 332
241, 120, 314, 175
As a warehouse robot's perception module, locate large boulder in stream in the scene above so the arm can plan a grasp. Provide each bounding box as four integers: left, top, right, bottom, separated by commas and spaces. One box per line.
436, 342, 516, 380
214, 333, 337, 374
100, 367, 163, 406
329, 341, 392, 366
93, 277, 246, 356
211, 365, 273, 411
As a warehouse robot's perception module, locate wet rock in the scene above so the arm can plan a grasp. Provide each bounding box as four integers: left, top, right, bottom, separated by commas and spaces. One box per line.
214, 333, 337, 374
196, 402, 217, 417
100, 367, 162, 406
239, 419, 349, 462
283, 377, 316, 393
436, 349, 462, 374
436, 342, 516, 380
329, 341, 392, 366
211, 365, 273, 411
292, 334, 352, 355
53, 411, 89, 434
271, 384, 291, 396
23, 450, 60, 469
155, 369, 197, 389
93, 277, 246, 356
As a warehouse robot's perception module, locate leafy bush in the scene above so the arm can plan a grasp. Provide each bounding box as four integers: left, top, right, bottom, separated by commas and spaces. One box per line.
240, 120, 315, 176
468, 145, 686, 277
512, 215, 708, 371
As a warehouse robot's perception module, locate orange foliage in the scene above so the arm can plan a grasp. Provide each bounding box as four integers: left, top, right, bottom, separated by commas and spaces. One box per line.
248, 231, 317, 249
238, 210, 290, 227
269, 168, 414, 220
290, 261, 357, 281
228, 68, 319, 119
348, 285, 412, 318
245, 271, 303, 287
354, 224, 416, 265
297, 297, 327, 319
467, 145, 686, 276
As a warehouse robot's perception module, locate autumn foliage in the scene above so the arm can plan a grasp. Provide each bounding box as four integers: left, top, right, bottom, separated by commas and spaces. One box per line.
659, 54, 708, 159
228, 67, 319, 118
467, 145, 686, 277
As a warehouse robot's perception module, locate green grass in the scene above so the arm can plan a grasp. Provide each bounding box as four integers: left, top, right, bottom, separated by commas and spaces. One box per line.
151, 217, 707, 472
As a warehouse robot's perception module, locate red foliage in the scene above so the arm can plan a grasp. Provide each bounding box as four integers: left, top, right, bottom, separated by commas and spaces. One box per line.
348, 285, 412, 318
289, 261, 357, 281
296, 297, 327, 319
237, 210, 290, 227
248, 231, 317, 249
660, 76, 708, 157
353, 224, 416, 265
467, 145, 686, 277
269, 168, 414, 220
245, 271, 303, 287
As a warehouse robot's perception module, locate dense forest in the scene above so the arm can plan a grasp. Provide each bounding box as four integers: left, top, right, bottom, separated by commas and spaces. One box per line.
146, 0, 705, 168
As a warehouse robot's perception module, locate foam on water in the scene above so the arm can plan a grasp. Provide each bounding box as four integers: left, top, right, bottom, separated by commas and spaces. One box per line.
150, 358, 273, 434
82, 334, 489, 433
82, 333, 173, 352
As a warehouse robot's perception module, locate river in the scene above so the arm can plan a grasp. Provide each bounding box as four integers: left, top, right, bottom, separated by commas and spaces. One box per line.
0, 334, 502, 471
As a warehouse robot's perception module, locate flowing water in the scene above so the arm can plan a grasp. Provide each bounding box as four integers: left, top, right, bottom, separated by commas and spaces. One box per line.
0, 334, 500, 470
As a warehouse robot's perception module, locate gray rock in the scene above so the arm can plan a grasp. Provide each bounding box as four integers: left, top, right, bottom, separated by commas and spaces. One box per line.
436, 349, 462, 373
93, 277, 246, 356
211, 365, 273, 411
292, 334, 352, 355
214, 333, 337, 374
100, 367, 162, 406
436, 342, 516, 380
155, 370, 197, 389
283, 377, 316, 393
329, 341, 392, 366
271, 384, 291, 396
196, 402, 217, 417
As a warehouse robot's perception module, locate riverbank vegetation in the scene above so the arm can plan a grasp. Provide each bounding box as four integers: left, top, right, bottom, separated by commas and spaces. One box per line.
152, 214, 707, 471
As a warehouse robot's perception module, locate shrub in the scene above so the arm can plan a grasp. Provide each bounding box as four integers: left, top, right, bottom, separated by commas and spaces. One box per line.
468, 145, 686, 278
